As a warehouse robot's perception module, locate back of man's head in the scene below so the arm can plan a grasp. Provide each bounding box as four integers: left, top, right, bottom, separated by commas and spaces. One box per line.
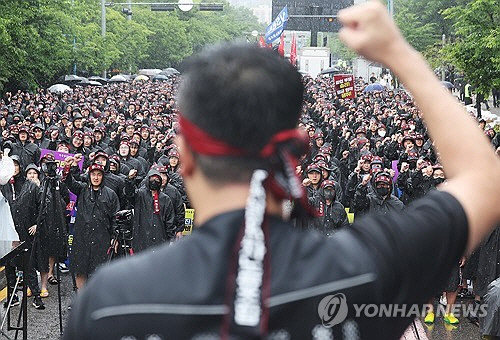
178, 43, 304, 184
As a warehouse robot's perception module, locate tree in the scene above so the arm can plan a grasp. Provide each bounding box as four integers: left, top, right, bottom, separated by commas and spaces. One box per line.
442, 0, 500, 95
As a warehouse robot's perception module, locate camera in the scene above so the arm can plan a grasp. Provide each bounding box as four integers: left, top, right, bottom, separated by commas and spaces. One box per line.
114, 210, 133, 240
43, 161, 58, 178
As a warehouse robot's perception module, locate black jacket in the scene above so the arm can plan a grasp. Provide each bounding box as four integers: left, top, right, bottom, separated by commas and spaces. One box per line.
65, 173, 120, 275
64, 191, 468, 340
12, 141, 40, 169
125, 181, 175, 252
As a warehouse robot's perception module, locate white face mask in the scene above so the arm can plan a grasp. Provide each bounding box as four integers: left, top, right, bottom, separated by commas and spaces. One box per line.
409, 124, 416, 131
378, 130, 387, 137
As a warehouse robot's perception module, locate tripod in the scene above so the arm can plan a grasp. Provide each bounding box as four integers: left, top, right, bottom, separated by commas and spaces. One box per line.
0, 242, 29, 340
34, 176, 68, 335
107, 210, 134, 262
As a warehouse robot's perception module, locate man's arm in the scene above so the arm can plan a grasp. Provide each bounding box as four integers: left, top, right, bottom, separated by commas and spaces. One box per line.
338, 0, 500, 253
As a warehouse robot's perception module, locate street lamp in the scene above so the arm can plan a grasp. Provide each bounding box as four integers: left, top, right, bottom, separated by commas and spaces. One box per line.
178, 0, 193, 12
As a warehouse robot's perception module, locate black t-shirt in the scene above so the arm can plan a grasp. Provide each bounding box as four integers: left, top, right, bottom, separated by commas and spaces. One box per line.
63, 190, 468, 339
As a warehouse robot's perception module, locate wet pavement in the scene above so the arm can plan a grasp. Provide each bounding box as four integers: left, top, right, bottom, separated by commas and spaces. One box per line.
0, 271, 75, 340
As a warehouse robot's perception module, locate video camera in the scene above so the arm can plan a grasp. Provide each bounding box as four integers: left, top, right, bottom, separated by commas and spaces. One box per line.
42, 161, 58, 178
113, 210, 134, 241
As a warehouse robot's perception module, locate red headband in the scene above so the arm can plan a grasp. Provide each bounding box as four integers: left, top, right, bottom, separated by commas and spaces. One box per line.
178, 114, 307, 158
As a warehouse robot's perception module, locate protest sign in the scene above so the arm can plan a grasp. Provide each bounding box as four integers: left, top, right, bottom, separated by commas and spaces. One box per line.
333, 74, 356, 99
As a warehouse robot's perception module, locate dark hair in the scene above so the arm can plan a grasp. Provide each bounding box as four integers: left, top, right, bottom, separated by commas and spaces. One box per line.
178, 43, 304, 184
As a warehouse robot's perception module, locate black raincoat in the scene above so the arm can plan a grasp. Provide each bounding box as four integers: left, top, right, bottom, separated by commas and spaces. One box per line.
65, 172, 120, 275
476, 225, 500, 297
125, 175, 175, 253
38, 177, 70, 263
353, 183, 404, 215
161, 183, 185, 234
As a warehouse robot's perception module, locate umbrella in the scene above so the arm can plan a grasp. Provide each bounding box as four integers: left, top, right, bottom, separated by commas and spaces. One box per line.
320, 66, 342, 75
88, 76, 108, 84
138, 69, 162, 76
152, 74, 169, 81
75, 78, 92, 86
441, 81, 455, 89
363, 83, 386, 92
108, 75, 128, 83
58, 75, 85, 83
48, 84, 72, 93
89, 80, 102, 86
134, 75, 150, 82
160, 68, 180, 76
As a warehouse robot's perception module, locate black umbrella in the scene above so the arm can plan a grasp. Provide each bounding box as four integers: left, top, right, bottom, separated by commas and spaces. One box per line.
153, 74, 169, 81
58, 75, 85, 83
441, 81, 455, 89
88, 76, 108, 84
320, 66, 342, 75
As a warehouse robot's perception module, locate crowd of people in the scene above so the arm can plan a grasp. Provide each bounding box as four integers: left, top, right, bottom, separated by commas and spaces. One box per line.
0, 45, 499, 335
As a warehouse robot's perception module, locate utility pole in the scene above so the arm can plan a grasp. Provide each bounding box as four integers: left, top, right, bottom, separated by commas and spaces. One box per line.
101, 0, 106, 78
442, 34, 446, 81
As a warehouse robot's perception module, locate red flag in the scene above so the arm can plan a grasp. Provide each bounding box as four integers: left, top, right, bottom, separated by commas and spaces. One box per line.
278, 34, 285, 57
258, 36, 267, 48
290, 34, 297, 66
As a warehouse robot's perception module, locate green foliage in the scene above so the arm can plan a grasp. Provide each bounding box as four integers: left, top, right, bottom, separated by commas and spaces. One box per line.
0, 0, 261, 91
442, 0, 500, 94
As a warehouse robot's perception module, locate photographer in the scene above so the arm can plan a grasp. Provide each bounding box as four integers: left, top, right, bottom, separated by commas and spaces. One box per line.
63, 159, 119, 289
125, 168, 175, 252
37, 158, 70, 291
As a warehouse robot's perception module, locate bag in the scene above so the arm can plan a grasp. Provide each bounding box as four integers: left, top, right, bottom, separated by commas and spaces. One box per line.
0, 156, 15, 185
0, 192, 19, 258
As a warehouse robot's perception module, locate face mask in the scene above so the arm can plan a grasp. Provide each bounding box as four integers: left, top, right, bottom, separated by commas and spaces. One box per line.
376, 186, 390, 197
433, 177, 445, 186
378, 130, 386, 137
323, 188, 335, 201
149, 180, 161, 191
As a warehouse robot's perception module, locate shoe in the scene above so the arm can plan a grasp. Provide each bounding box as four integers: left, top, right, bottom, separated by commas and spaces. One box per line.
4, 294, 20, 308
32, 296, 45, 310
444, 322, 458, 331
27, 288, 32, 297
424, 312, 435, 324
58, 263, 69, 274
440, 295, 447, 306
48, 276, 59, 285
40, 289, 49, 298
444, 313, 459, 324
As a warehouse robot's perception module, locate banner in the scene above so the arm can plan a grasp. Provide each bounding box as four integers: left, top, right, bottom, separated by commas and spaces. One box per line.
265, 6, 288, 44
290, 34, 297, 66
278, 33, 285, 57
333, 74, 356, 99
182, 209, 195, 236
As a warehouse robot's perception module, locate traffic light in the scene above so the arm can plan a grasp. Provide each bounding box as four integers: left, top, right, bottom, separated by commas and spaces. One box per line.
151, 4, 176, 11
199, 4, 223, 11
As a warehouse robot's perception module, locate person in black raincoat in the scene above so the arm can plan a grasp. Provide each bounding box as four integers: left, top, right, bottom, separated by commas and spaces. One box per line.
63, 159, 119, 289
157, 165, 185, 237
312, 180, 349, 236
90, 151, 126, 208
37, 160, 70, 291
125, 168, 175, 252
353, 170, 404, 215
118, 140, 145, 177
0, 159, 45, 309
476, 224, 500, 298
11, 125, 40, 169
